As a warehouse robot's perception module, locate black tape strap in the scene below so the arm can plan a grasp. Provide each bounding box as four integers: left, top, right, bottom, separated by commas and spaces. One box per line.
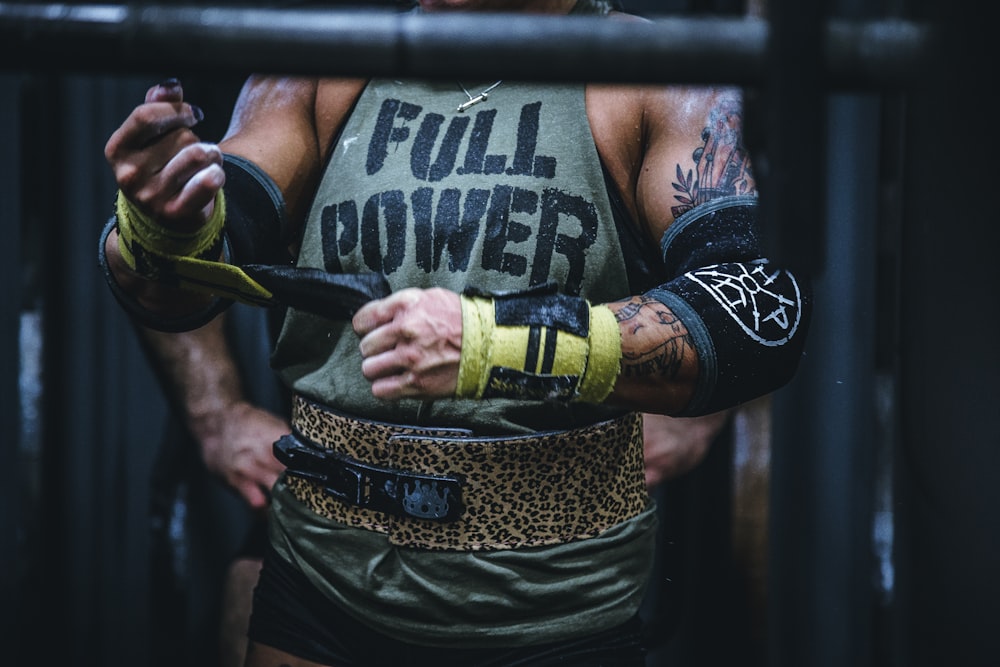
222, 153, 291, 263
242, 264, 391, 319
98, 216, 233, 333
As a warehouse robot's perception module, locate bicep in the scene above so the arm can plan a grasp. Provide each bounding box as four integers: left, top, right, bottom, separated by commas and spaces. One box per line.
219, 75, 324, 222
613, 88, 811, 418
636, 86, 757, 243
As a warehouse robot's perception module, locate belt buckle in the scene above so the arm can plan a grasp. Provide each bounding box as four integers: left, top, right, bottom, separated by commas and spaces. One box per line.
275, 433, 464, 522
394, 471, 464, 521
327, 456, 464, 522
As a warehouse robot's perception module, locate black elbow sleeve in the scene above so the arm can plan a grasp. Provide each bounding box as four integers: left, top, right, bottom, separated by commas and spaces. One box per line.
646, 195, 812, 416
222, 153, 291, 266
647, 262, 811, 416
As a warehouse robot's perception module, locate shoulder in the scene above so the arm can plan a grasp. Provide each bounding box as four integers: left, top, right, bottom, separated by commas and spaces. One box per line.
588, 81, 752, 239
316, 77, 370, 154
644, 85, 746, 148
586, 8, 746, 136
589, 81, 747, 167
585, 5, 745, 158
220, 75, 369, 222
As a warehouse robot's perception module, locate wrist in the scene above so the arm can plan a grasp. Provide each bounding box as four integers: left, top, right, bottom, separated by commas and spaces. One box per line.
98, 217, 232, 332
115, 189, 226, 278
187, 396, 245, 456
455, 285, 621, 403
110, 190, 276, 311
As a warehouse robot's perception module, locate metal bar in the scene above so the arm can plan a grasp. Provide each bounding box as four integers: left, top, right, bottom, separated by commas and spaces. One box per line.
0, 3, 930, 89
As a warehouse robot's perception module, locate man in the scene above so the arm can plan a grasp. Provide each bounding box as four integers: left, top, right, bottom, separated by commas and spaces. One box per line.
139, 310, 730, 666
100, 1, 810, 664
140, 309, 730, 667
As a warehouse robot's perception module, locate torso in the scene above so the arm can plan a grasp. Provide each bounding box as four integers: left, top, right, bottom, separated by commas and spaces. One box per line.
273, 78, 634, 432
308, 5, 655, 248
259, 0, 670, 647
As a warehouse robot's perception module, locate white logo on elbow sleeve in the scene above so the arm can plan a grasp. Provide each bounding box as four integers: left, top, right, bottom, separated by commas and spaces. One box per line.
687, 263, 803, 346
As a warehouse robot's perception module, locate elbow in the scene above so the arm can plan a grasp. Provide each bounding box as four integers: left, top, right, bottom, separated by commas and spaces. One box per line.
648, 261, 813, 418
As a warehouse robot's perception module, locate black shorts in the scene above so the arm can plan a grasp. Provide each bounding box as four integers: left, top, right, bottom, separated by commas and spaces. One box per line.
247, 544, 647, 667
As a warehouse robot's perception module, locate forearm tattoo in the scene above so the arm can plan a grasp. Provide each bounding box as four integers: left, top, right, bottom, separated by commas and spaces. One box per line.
615, 295, 695, 381
671, 96, 754, 219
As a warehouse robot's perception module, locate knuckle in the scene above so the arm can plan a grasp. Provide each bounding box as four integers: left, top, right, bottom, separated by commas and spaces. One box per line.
115, 163, 142, 191
400, 347, 420, 366
131, 184, 159, 211
181, 141, 219, 164
396, 320, 420, 341
394, 287, 422, 307
401, 374, 420, 393
131, 104, 157, 125
103, 139, 120, 163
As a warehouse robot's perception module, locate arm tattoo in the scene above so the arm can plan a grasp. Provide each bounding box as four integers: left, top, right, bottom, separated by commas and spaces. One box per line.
671, 96, 754, 219
615, 295, 695, 381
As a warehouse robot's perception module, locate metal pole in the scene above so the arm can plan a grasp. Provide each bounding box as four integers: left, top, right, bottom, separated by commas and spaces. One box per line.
0, 72, 23, 660
0, 3, 929, 89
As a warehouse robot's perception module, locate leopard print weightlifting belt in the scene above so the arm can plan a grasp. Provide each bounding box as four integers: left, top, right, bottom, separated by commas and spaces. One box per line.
277, 394, 648, 551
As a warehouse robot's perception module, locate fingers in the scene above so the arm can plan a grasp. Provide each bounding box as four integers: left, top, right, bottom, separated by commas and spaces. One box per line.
158, 146, 226, 219
126, 142, 225, 226
237, 429, 285, 509
354, 290, 416, 357
105, 77, 221, 226
238, 480, 270, 511
355, 291, 422, 389
144, 77, 183, 104
239, 423, 288, 509
641, 410, 729, 487
106, 94, 203, 159
201, 402, 289, 509
353, 288, 463, 400
353, 288, 415, 337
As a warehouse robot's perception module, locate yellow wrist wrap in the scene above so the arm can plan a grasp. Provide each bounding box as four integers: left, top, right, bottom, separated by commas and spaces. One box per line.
456, 293, 621, 403
578, 305, 622, 403
114, 190, 273, 307
116, 189, 225, 269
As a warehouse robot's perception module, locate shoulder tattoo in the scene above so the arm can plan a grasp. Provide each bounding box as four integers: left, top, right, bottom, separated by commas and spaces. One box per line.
671, 96, 755, 219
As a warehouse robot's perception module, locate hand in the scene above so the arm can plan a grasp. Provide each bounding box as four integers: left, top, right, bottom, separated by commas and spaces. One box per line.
104, 78, 224, 231
353, 287, 464, 400
642, 410, 731, 488
196, 401, 290, 510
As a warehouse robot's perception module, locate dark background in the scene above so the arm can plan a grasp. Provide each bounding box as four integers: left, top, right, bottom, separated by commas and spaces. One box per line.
2, 0, 996, 666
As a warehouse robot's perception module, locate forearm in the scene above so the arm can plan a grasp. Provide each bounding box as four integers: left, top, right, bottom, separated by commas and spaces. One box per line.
357, 262, 806, 416
137, 312, 245, 444
605, 294, 701, 415
609, 192, 811, 416
137, 310, 290, 509
103, 223, 222, 321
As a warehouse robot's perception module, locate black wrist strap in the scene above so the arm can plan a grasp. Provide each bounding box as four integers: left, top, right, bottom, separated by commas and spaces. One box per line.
98, 217, 232, 332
